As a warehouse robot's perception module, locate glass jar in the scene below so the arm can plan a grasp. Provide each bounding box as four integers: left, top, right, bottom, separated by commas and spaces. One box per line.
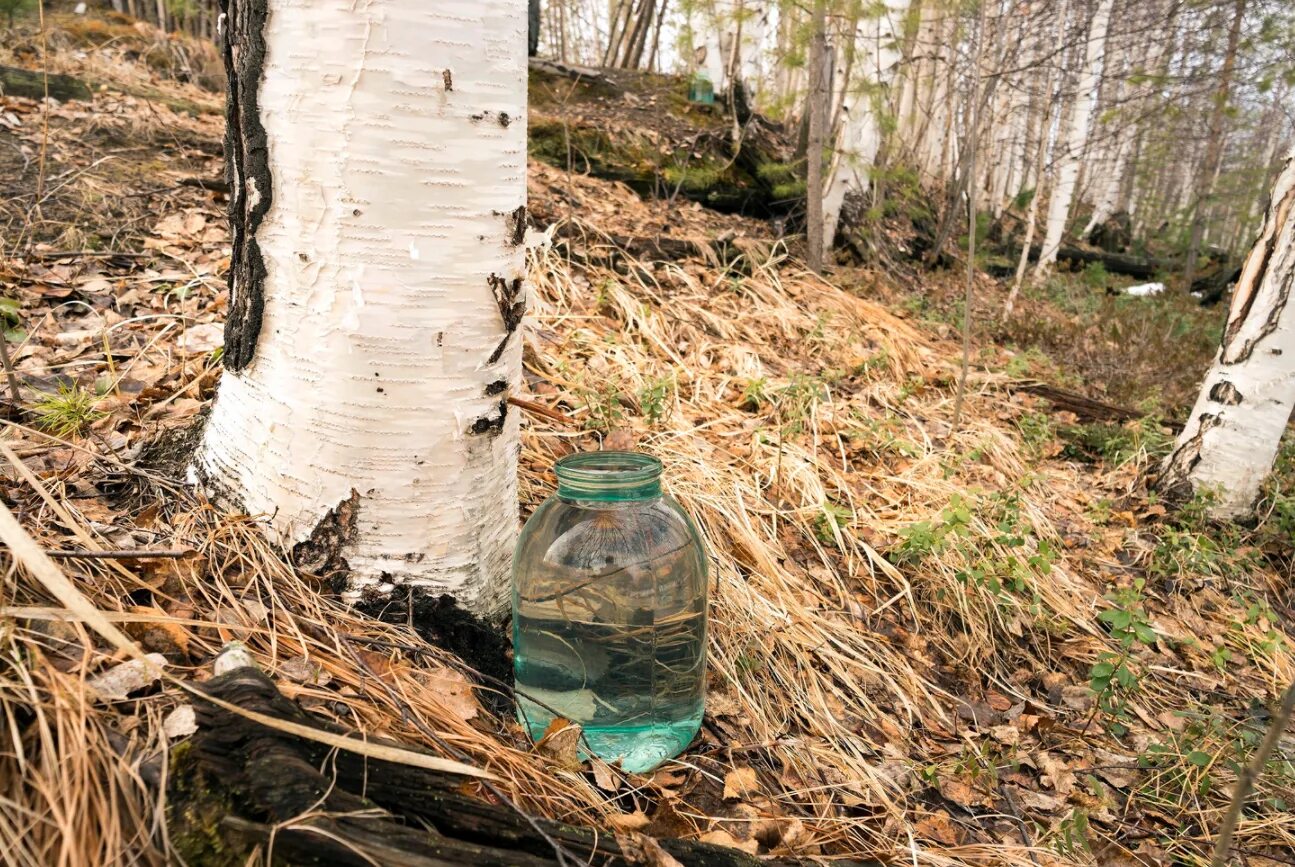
513, 451, 708, 772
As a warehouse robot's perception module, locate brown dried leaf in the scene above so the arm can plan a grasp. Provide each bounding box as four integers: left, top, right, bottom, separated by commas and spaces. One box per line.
913, 811, 961, 845
420, 664, 480, 722
698, 829, 759, 854
606, 811, 650, 832
613, 831, 684, 867
536, 717, 582, 770
723, 766, 759, 801
590, 757, 619, 791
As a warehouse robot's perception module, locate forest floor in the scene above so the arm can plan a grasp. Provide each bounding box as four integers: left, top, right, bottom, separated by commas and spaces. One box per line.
2, 12, 1295, 867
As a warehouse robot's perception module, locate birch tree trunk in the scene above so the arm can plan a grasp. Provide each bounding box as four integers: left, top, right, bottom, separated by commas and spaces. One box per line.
1159, 152, 1295, 520
195, 0, 527, 614
1183, 0, 1246, 288
821, 1, 907, 248
1033, 0, 1113, 278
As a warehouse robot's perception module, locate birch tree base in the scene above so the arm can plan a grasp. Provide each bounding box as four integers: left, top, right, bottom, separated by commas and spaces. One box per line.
195, 0, 528, 614
1160, 153, 1295, 519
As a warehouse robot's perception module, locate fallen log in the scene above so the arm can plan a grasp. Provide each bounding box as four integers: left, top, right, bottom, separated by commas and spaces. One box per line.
174, 667, 876, 867
528, 57, 619, 92
1010, 380, 1183, 432
1005, 243, 1167, 280
0, 65, 93, 101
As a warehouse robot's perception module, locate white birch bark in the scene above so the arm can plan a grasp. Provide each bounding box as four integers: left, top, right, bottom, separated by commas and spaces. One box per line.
196, 0, 527, 615
1160, 152, 1295, 519
1033, 0, 1113, 277
821, 1, 907, 249
691, 0, 764, 97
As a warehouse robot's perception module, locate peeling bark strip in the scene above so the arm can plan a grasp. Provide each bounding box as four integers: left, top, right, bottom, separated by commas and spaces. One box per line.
1222, 175, 1295, 363
219, 0, 271, 371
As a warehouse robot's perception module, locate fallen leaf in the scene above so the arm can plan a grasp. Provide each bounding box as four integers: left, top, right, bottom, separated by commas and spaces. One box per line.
1060, 684, 1095, 710
1092, 748, 1140, 789
420, 664, 480, 722
278, 655, 332, 686
536, 718, 582, 770
988, 724, 1022, 746
176, 322, 223, 354
604, 428, 637, 450
613, 831, 684, 867
163, 704, 197, 738
590, 757, 619, 791
938, 777, 997, 808
87, 653, 167, 700
698, 829, 759, 854
1035, 751, 1076, 796
913, 811, 961, 845
606, 811, 650, 832
1010, 786, 1060, 812
723, 766, 759, 801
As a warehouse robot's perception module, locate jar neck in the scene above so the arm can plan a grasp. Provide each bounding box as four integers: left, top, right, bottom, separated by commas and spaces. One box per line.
555, 451, 662, 503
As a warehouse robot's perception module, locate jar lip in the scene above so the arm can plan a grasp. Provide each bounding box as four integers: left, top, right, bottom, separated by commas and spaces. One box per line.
555, 450, 662, 487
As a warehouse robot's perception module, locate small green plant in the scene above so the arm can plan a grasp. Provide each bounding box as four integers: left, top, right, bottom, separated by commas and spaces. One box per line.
738, 377, 769, 411
814, 501, 852, 547
1052, 808, 1092, 857
31, 383, 105, 439
578, 378, 624, 433
890, 495, 973, 566
1015, 411, 1054, 456
0, 297, 23, 342
1059, 418, 1172, 466
1088, 578, 1155, 736
1, 0, 36, 27
637, 374, 674, 427
1081, 261, 1110, 289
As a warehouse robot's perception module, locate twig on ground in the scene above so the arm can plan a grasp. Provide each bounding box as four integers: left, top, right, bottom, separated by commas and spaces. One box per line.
1212, 681, 1295, 866
45, 549, 193, 560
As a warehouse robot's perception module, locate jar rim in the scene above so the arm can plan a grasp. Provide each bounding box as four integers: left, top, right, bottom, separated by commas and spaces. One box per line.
555, 451, 662, 500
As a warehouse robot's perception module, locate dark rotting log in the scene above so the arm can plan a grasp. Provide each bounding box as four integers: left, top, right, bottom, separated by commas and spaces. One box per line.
173, 667, 876, 867
1005, 243, 1166, 280
0, 65, 93, 101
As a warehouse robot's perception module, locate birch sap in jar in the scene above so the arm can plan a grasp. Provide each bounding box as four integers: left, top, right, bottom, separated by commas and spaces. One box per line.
512, 451, 708, 772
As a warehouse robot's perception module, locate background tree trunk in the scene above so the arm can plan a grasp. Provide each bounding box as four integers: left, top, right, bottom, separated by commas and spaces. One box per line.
195, 0, 527, 614
1033, 0, 1113, 278
1159, 152, 1295, 519
805, 0, 827, 273
1182, 0, 1246, 288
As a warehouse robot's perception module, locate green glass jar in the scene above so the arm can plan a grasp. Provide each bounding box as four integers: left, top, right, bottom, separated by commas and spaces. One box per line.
512, 451, 708, 772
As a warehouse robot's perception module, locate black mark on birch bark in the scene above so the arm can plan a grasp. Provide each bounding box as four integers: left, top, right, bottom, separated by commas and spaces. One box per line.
468, 398, 509, 436
219, 0, 272, 372
505, 205, 527, 247
1208, 380, 1243, 405
469, 110, 512, 127
442, 69, 453, 91
1158, 412, 1221, 503
292, 489, 360, 587
484, 379, 508, 396
486, 273, 524, 365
